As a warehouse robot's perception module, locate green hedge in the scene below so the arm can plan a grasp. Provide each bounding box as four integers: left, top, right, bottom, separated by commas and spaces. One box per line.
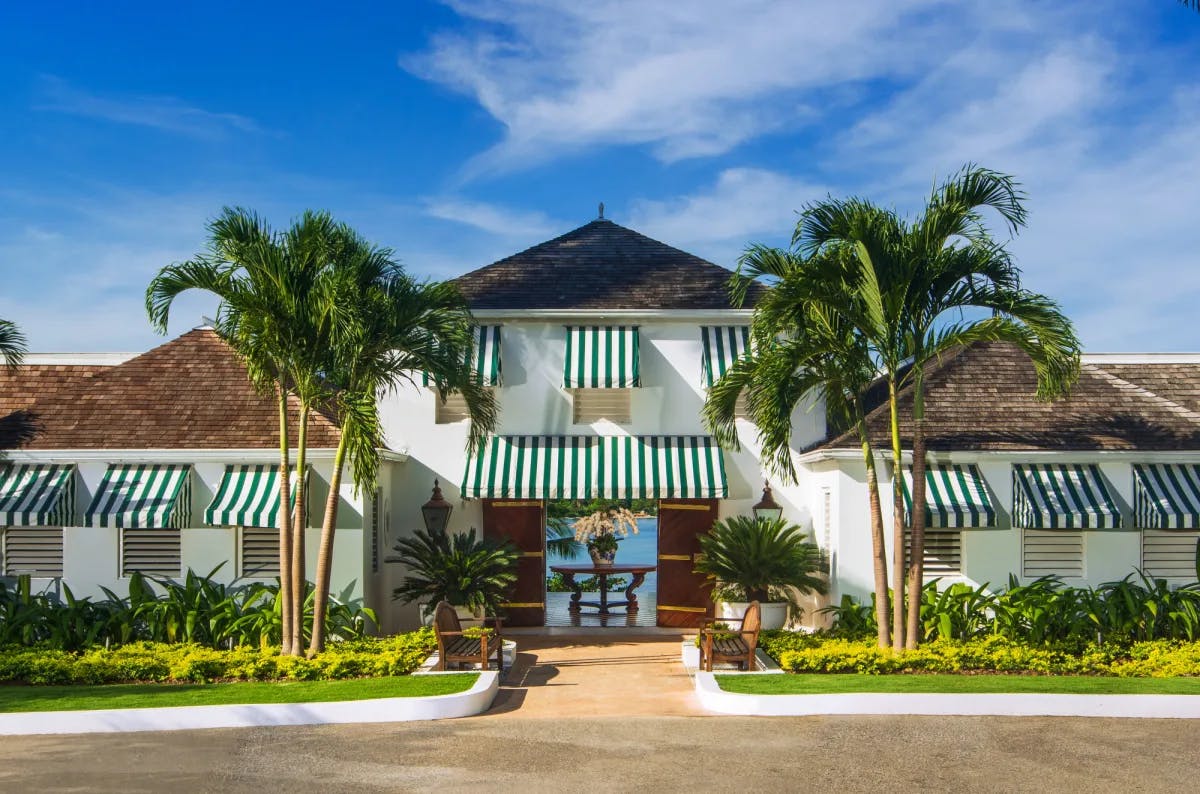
758, 631, 1200, 677
0, 629, 437, 685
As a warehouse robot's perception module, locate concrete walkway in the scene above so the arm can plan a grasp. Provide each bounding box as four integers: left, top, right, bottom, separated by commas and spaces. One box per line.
488, 632, 701, 717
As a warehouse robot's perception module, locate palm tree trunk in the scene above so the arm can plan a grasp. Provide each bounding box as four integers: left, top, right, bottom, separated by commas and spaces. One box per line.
888, 376, 907, 651
289, 405, 309, 654
905, 367, 927, 649
308, 433, 347, 657
858, 413, 892, 649
276, 387, 295, 656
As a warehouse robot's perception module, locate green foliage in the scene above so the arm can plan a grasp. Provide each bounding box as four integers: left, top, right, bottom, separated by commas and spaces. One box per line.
763, 634, 1200, 678
694, 516, 827, 606
547, 499, 657, 519
0, 571, 375, 651
545, 573, 628, 592
390, 527, 519, 618
0, 630, 437, 685
823, 574, 1200, 646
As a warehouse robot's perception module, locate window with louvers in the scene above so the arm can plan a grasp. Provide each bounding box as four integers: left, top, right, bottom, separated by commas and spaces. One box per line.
3, 527, 64, 577
572, 389, 632, 424
1022, 529, 1084, 578
906, 527, 962, 578
1141, 530, 1200, 579
435, 390, 471, 423
121, 528, 181, 577
241, 526, 280, 578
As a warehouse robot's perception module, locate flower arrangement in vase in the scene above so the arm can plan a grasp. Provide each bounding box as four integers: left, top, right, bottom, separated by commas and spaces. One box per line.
573, 506, 638, 565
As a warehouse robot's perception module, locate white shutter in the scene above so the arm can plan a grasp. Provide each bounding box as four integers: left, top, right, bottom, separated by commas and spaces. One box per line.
435, 390, 479, 424
121, 528, 181, 577
240, 526, 280, 578
906, 527, 962, 578
1141, 530, 1200, 579
3, 527, 64, 577
1022, 529, 1084, 578
572, 389, 632, 423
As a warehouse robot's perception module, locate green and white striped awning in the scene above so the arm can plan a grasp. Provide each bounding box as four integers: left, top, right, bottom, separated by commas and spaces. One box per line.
563, 326, 639, 388
1013, 464, 1121, 530
901, 464, 997, 528
0, 464, 75, 526
700, 326, 751, 387
462, 435, 727, 500
1133, 464, 1200, 529
85, 464, 192, 529
204, 465, 300, 528
423, 325, 502, 388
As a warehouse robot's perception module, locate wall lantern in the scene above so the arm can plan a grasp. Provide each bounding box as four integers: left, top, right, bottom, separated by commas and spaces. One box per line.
752, 482, 783, 522
421, 479, 453, 535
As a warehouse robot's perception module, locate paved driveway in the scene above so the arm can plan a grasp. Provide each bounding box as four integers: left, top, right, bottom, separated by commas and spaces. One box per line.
2, 715, 1197, 793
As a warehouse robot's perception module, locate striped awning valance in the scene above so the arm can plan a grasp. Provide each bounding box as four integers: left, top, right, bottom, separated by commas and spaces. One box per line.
204, 465, 300, 528
423, 325, 502, 388
1133, 464, 1200, 529
0, 464, 75, 527
700, 326, 751, 387
901, 464, 997, 528
563, 326, 639, 388
1013, 464, 1121, 530
85, 464, 192, 529
462, 435, 727, 500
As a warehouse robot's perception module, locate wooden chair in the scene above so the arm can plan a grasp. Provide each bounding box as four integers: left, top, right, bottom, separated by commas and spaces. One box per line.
432, 600, 504, 673
698, 600, 761, 672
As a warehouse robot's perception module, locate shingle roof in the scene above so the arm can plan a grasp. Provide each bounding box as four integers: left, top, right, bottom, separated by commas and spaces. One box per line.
0, 364, 106, 417
0, 328, 342, 450
815, 342, 1200, 452
452, 218, 763, 311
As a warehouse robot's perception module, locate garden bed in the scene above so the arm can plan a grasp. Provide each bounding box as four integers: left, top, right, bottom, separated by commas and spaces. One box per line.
715, 673, 1200, 696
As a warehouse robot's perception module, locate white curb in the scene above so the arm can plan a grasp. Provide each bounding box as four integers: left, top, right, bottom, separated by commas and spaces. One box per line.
0, 672, 499, 735
694, 673, 1200, 718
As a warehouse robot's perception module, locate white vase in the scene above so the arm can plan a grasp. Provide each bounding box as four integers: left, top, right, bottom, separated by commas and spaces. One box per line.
717, 600, 787, 630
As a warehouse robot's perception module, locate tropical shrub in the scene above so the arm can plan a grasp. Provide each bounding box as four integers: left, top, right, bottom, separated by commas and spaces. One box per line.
546, 573, 628, 592
694, 516, 827, 607
0, 629, 437, 685
390, 527, 519, 618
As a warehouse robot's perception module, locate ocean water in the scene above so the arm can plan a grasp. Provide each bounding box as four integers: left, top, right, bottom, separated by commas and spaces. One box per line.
549, 517, 659, 590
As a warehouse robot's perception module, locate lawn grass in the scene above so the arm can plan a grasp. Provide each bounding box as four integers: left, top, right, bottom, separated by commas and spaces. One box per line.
715, 674, 1200, 696
0, 674, 479, 713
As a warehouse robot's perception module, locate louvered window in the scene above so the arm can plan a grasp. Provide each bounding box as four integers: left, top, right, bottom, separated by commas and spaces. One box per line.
906, 527, 962, 578
572, 389, 632, 424
3, 527, 63, 577
435, 389, 492, 424
240, 526, 279, 578
121, 528, 181, 577
1022, 529, 1084, 578
1141, 530, 1200, 580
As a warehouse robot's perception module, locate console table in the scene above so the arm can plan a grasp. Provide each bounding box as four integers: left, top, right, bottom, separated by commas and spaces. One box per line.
549, 563, 658, 615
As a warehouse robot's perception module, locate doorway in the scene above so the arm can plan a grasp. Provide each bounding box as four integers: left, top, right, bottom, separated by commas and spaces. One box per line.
655, 499, 717, 627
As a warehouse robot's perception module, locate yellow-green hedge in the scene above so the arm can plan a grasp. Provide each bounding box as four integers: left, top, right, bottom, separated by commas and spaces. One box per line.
760, 632, 1200, 677
0, 629, 437, 685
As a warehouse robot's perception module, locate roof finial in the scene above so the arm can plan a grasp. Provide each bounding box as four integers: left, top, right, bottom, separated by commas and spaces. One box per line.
598, 201, 605, 220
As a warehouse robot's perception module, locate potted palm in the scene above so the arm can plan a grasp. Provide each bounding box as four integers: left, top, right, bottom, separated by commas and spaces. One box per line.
694, 516, 827, 630
389, 526, 519, 624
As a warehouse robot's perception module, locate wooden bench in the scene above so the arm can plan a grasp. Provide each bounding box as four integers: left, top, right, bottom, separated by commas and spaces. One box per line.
433, 600, 505, 673
698, 601, 761, 672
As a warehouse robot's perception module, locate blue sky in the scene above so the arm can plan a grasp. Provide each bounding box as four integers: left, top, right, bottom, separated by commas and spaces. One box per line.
1, 1, 1198, 352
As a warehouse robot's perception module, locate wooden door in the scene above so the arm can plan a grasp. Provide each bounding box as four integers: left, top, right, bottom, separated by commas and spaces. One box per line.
482, 499, 545, 627
656, 499, 717, 628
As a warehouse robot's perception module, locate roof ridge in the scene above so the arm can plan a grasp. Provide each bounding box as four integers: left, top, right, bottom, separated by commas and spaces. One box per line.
1083, 363, 1200, 425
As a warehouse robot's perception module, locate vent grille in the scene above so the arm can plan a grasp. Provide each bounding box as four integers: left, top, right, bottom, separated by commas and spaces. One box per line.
3, 527, 63, 577
1141, 530, 1200, 580
906, 527, 962, 578
1022, 529, 1084, 578
241, 526, 280, 578
435, 390, 472, 423
121, 528, 181, 577
572, 388, 632, 424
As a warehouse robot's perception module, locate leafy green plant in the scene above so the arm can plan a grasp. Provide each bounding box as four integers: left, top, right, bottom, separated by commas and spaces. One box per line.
389, 527, 519, 618
546, 573, 628, 592
694, 516, 827, 610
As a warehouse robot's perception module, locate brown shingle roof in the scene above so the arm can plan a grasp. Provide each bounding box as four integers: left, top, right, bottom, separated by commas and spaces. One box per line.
0, 364, 106, 417
816, 342, 1200, 452
452, 218, 764, 311
0, 328, 342, 450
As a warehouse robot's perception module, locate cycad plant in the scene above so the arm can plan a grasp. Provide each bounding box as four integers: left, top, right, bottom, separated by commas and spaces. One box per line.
694, 516, 827, 608
390, 527, 519, 619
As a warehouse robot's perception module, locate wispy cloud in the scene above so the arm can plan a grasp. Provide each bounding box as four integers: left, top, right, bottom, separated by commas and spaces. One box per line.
423, 197, 559, 238
34, 75, 266, 139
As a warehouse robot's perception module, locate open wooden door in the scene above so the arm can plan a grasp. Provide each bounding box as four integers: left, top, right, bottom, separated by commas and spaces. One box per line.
656, 499, 717, 628
482, 499, 545, 627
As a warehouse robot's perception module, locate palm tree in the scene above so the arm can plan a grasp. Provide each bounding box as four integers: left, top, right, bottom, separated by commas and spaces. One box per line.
0, 319, 27, 369
797, 165, 1080, 648
306, 224, 498, 654
146, 208, 332, 655
705, 245, 894, 648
